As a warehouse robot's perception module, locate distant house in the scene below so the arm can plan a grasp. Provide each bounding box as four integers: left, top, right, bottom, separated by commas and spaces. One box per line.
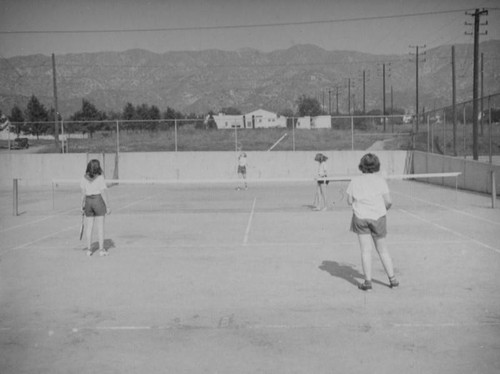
311, 115, 331, 129
244, 109, 286, 128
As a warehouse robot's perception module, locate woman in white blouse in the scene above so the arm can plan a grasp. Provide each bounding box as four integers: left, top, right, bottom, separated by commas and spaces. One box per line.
80, 159, 111, 256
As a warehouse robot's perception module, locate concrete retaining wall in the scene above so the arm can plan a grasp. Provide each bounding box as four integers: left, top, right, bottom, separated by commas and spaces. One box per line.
412, 151, 500, 195
0, 151, 409, 187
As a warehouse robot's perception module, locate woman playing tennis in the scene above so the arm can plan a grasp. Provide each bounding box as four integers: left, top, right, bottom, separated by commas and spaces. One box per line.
80, 159, 111, 256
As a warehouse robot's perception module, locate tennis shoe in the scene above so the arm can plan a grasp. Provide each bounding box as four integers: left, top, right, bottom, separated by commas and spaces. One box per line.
358, 280, 372, 291
86, 250, 92, 256
99, 250, 109, 257
389, 276, 399, 288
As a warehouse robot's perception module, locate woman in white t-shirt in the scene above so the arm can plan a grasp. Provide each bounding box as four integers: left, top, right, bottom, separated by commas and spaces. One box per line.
80, 159, 111, 257
346, 153, 398, 291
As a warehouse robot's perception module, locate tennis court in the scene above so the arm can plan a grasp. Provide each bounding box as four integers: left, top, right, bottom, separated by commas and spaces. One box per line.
1, 178, 499, 374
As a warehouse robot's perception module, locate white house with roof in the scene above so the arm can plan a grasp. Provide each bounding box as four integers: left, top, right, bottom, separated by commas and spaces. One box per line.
244, 109, 286, 128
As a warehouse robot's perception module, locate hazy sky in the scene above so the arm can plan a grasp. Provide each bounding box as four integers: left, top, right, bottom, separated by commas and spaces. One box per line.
0, 0, 498, 58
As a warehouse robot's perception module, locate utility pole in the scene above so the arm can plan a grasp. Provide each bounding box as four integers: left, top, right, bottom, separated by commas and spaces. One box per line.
466, 8, 488, 160
382, 63, 386, 131
336, 86, 339, 115
328, 89, 332, 115
362, 70, 366, 114
391, 85, 394, 132
409, 45, 426, 133
480, 52, 484, 136
390, 85, 393, 114
348, 78, 351, 115
452, 45, 457, 156
52, 53, 60, 150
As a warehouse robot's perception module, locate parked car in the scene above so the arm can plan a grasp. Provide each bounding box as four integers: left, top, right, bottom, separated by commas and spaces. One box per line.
10, 138, 29, 150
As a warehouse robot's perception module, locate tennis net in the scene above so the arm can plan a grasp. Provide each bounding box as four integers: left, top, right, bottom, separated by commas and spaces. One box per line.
7, 172, 486, 217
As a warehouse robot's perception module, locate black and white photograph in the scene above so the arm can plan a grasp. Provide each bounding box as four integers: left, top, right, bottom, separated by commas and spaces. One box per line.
1, 1, 499, 373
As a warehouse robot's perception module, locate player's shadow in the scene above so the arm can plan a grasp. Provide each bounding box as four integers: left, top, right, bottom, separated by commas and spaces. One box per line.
319, 260, 386, 288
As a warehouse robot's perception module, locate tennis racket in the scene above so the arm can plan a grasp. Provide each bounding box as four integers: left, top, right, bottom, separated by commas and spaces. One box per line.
79, 211, 85, 240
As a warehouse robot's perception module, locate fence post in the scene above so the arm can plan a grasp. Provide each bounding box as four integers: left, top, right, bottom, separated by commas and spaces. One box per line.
234, 121, 238, 152
174, 119, 178, 152
116, 120, 120, 155
488, 96, 492, 164
463, 106, 466, 159
13, 178, 18, 216
492, 171, 496, 209
427, 114, 430, 153
351, 116, 354, 150
443, 111, 446, 155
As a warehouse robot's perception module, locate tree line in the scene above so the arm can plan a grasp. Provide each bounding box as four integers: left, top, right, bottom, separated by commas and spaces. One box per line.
4, 93, 494, 140
1, 95, 196, 139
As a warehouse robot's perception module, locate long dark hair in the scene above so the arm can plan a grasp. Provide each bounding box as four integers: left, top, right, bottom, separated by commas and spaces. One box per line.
85, 159, 103, 179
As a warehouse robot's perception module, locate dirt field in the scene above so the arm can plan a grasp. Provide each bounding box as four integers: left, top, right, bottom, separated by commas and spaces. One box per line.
1, 181, 499, 374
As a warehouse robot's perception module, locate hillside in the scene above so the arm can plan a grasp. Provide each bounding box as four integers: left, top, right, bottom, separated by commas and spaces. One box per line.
0, 41, 499, 117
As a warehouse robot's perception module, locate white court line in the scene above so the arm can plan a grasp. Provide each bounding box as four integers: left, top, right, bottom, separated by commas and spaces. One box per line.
392, 322, 500, 328
7, 239, 469, 251
399, 208, 500, 254
1, 225, 78, 255
4, 321, 499, 334
393, 190, 500, 226
243, 197, 257, 246
0, 207, 78, 233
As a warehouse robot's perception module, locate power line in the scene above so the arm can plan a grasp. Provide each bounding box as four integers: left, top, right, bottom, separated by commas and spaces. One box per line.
0, 8, 480, 35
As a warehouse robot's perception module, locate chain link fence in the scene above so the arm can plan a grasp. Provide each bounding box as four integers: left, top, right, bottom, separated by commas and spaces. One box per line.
2, 115, 415, 153
418, 92, 500, 161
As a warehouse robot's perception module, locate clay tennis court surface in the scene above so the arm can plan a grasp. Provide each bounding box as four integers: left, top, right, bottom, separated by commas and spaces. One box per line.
1, 180, 499, 373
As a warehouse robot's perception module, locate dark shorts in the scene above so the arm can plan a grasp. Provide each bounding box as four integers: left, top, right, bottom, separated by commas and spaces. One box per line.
238, 166, 246, 175
317, 180, 329, 185
350, 214, 387, 239
84, 195, 106, 217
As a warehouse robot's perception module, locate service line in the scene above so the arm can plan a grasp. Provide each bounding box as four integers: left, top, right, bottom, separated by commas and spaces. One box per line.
243, 197, 257, 246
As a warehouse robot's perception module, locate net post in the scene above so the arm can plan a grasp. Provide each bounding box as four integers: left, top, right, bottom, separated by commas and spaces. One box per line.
174, 119, 178, 152
492, 170, 496, 209
116, 120, 120, 155
350, 116, 354, 150
13, 178, 19, 216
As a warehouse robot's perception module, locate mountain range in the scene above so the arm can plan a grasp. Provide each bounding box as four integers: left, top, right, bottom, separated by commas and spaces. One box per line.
0, 41, 499, 117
